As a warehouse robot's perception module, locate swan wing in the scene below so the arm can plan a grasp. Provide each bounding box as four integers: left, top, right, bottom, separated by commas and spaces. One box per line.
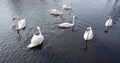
88, 30, 93, 40
28, 35, 44, 48
51, 9, 58, 13
105, 19, 112, 26
84, 30, 93, 40
18, 19, 26, 29
31, 35, 44, 45
59, 23, 73, 27
84, 31, 89, 40
51, 9, 62, 15
63, 5, 71, 9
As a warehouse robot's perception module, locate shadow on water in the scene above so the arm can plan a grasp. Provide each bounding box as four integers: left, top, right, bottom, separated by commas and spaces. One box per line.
72, 26, 75, 32
12, 26, 21, 40
104, 26, 112, 33
12, 25, 26, 40
82, 40, 88, 53
63, 9, 72, 16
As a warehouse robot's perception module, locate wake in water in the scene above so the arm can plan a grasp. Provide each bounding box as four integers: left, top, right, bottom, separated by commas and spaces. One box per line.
106, 0, 120, 23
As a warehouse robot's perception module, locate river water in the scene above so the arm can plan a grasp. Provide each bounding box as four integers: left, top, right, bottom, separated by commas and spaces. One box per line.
0, 0, 120, 63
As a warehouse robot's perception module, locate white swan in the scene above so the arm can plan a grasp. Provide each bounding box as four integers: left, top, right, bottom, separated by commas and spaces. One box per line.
105, 16, 113, 27
84, 27, 93, 40
51, 9, 63, 16
62, 3, 72, 10
57, 16, 77, 28
27, 26, 44, 48
13, 18, 26, 30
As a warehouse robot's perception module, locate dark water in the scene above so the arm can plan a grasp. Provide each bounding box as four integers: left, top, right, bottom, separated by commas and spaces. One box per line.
0, 0, 120, 63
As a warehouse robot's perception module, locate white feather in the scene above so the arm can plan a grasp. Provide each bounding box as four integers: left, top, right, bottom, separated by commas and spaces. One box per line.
84, 27, 93, 40
51, 9, 63, 15
27, 26, 44, 48
17, 19, 26, 30
62, 4, 72, 10
105, 18, 112, 27
58, 16, 76, 28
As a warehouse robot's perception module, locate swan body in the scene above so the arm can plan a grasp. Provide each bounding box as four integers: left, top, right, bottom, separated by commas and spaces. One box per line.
105, 16, 113, 27
51, 9, 63, 15
58, 16, 77, 28
62, 4, 72, 10
13, 18, 26, 30
17, 19, 26, 30
27, 26, 44, 48
58, 23, 74, 28
84, 27, 93, 40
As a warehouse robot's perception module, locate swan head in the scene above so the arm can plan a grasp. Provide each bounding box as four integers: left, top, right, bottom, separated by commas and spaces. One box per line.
108, 16, 112, 19
37, 26, 40, 30
12, 18, 16, 21
73, 16, 77, 19
86, 26, 91, 31
12, 17, 20, 21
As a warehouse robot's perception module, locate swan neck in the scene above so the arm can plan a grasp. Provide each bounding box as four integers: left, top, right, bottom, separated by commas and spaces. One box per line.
38, 28, 42, 35
72, 17, 75, 25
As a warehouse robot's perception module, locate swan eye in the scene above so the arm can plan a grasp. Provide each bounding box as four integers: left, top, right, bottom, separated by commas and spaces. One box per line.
73, 16, 77, 18
13, 18, 16, 21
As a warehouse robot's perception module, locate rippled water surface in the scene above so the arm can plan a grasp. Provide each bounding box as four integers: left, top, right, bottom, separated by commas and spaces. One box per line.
0, 0, 120, 63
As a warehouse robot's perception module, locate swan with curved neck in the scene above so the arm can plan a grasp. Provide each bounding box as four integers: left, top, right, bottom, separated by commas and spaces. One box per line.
58, 16, 77, 28
13, 18, 26, 30
27, 26, 44, 48
83, 26, 93, 40
62, 3, 72, 10
51, 9, 63, 16
105, 16, 113, 27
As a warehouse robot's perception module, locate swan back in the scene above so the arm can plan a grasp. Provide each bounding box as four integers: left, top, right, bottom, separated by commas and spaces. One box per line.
28, 34, 44, 48
58, 23, 73, 27
105, 18, 112, 27
62, 3, 72, 10
27, 26, 44, 48
18, 19, 26, 29
31, 34, 44, 44
51, 9, 63, 15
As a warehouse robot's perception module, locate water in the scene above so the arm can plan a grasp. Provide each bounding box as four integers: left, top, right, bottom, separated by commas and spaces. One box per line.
0, 0, 120, 63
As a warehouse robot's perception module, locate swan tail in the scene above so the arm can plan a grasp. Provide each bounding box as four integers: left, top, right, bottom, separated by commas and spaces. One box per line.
27, 43, 35, 48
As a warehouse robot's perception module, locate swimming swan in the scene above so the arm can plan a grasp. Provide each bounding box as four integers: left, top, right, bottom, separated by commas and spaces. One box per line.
105, 16, 113, 27
51, 9, 63, 16
13, 18, 26, 30
84, 27, 93, 40
57, 16, 77, 28
62, 3, 72, 10
27, 26, 44, 48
